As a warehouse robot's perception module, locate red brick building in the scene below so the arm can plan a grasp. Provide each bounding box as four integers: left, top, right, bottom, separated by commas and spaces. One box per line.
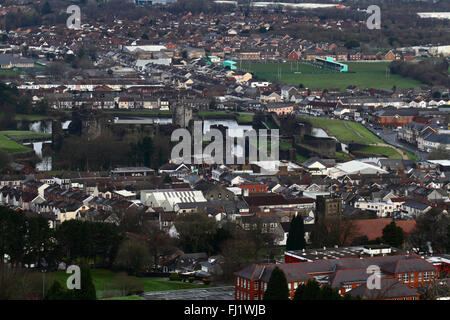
238, 183, 267, 195
287, 50, 300, 60
373, 108, 419, 127
234, 253, 437, 300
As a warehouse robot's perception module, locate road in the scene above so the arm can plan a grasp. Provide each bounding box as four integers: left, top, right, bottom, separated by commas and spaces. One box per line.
141, 286, 235, 300
368, 126, 427, 161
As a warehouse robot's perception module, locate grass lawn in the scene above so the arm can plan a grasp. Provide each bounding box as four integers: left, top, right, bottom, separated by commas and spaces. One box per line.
0, 113, 52, 121
103, 110, 172, 115
296, 153, 308, 162
198, 111, 231, 117
357, 146, 402, 159
0, 134, 31, 153
102, 295, 145, 300
344, 121, 383, 144
280, 141, 292, 150
299, 117, 382, 144
14, 114, 52, 121
236, 113, 254, 123
239, 61, 424, 89
51, 269, 210, 299
399, 148, 419, 161
335, 152, 352, 161
0, 130, 51, 140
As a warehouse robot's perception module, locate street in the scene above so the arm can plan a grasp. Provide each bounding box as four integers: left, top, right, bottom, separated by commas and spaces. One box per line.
368, 126, 428, 161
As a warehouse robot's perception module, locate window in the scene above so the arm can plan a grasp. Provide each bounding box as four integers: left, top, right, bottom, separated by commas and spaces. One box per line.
424, 272, 429, 281
418, 273, 422, 282
403, 273, 409, 282
254, 294, 258, 300
410, 273, 414, 282
288, 283, 292, 290
294, 282, 298, 289
254, 282, 258, 290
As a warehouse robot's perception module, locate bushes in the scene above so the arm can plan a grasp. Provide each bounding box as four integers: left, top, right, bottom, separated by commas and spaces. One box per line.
188, 276, 195, 283
389, 59, 449, 87
202, 278, 211, 285
169, 273, 181, 281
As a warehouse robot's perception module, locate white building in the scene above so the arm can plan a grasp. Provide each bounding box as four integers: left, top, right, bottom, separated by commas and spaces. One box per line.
354, 199, 398, 218
326, 160, 388, 179
140, 188, 207, 212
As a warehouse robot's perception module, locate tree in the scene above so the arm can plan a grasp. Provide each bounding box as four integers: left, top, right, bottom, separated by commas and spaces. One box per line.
263, 267, 289, 300
294, 279, 321, 300
114, 238, 151, 276
71, 260, 96, 300
0, 149, 11, 172
407, 208, 450, 253
344, 39, 360, 49
24, 216, 60, 269
142, 221, 177, 270
294, 279, 342, 300
56, 220, 121, 266
41, 2, 52, 15
311, 218, 357, 248
286, 215, 306, 251
220, 221, 276, 282
44, 281, 71, 300
382, 221, 404, 247
174, 211, 218, 254
0, 207, 26, 266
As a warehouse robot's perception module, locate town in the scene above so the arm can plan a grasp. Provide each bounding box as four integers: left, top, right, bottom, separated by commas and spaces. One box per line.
0, 0, 449, 305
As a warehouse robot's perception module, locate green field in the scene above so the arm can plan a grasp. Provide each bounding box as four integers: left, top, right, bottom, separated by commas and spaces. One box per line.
0, 130, 51, 140
298, 117, 383, 144
51, 269, 209, 299
400, 148, 419, 161
236, 113, 254, 123
296, 153, 308, 162
335, 151, 352, 161
102, 295, 145, 300
0, 133, 31, 153
14, 114, 52, 121
103, 110, 172, 116
0, 113, 52, 121
239, 61, 425, 89
356, 146, 402, 159
198, 111, 230, 117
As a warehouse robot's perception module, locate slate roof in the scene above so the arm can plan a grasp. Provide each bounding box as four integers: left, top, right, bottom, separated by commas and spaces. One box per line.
347, 278, 419, 299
